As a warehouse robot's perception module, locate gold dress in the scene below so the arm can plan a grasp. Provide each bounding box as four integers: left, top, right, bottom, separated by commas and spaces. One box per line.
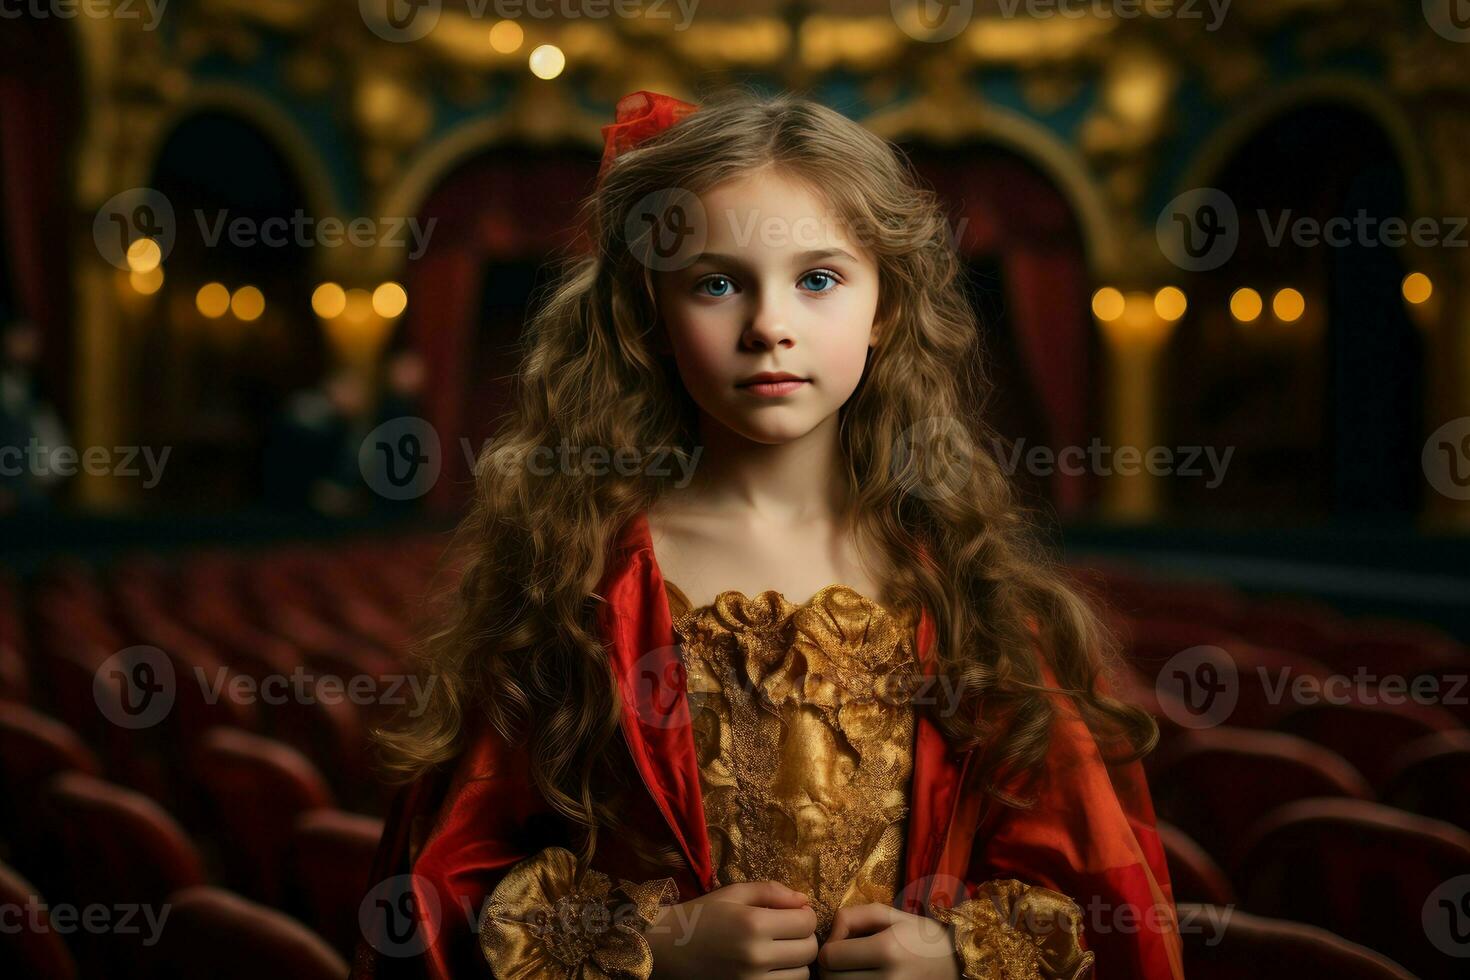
480, 582, 1094, 980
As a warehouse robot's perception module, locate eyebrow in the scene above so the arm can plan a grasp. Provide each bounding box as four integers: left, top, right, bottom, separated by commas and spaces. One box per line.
688, 248, 861, 270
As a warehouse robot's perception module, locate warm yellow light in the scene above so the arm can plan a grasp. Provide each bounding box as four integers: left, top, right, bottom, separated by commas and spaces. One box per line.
312, 282, 347, 319
489, 20, 523, 53
126, 238, 162, 274
196, 282, 230, 318
1091, 287, 1125, 322
1154, 286, 1187, 322
129, 267, 164, 295
231, 285, 265, 322
372, 281, 408, 319
343, 287, 374, 323
529, 44, 566, 80
1230, 287, 1262, 323
1272, 288, 1305, 323
1402, 272, 1433, 305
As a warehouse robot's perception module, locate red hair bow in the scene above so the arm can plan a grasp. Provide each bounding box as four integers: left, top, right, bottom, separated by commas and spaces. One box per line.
598, 90, 698, 183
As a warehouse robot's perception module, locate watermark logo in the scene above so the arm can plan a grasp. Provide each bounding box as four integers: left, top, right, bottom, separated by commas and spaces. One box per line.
1425, 0, 1470, 43
361, 0, 440, 42
360, 874, 443, 957
0, 0, 169, 31
1157, 188, 1238, 272
361, 417, 442, 501
1424, 874, 1470, 957
893, 416, 975, 502
1423, 417, 1470, 501
624, 188, 708, 272
94, 188, 176, 272
891, 0, 974, 42
1156, 646, 1238, 729
94, 645, 177, 730
0, 897, 171, 945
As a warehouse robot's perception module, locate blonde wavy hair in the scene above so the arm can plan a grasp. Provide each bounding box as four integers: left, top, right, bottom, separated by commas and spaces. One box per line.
376, 85, 1156, 878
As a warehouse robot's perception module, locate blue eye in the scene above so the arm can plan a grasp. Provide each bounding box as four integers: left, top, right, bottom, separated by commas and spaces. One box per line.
696, 275, 733, 297
800, 270, 839, 293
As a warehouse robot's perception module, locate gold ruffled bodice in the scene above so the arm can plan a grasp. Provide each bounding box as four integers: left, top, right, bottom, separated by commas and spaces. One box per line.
479, 579, 1095, 979
664, 580, 923, 946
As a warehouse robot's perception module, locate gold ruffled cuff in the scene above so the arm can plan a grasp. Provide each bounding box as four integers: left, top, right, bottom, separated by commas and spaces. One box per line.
927, 879, 1095, 980
480, 846, 680, 979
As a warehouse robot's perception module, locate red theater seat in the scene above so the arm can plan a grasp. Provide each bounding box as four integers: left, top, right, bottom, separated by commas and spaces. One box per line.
1157, 822, 1234, 906
0, 704, 100, 839
0, 860, 76, 980
37, 772, 207, 979
1235, 798, 1470, 980
1148, 727, 1372, 868
289, 809, 384, 959
152, 886, 348, 980
1277, 698, 1463, 789
193, 727, 334, 905
1227, 597, 1347, 661
1381, 730, 1470, 834
1177, 903, 1415, 980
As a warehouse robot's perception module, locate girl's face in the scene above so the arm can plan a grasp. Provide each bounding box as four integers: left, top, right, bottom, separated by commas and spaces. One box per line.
653, 169, 881, 445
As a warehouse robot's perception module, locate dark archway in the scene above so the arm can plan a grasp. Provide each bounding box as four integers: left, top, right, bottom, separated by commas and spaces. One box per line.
144, 111, 320, 509
1167, 104, 1419, 522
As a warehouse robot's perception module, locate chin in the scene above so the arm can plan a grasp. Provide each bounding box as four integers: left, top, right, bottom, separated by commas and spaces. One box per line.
722, 413, 823, 445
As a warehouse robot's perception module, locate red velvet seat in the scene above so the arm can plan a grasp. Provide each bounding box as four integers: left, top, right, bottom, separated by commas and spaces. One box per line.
1235, 798, 1470, 980
0, 860, 76, 980
1119, 615, 1241, 672
37, 772, 207, 979
152, 886, 348, 980
1177, 903, 1415, 980
193, 727, 335, 905
1208, 641, 1334, 729
289, 810, 385, 959
1148, 727, 1371, 868
1157, 822, 1234, 906
1277, 698, 1463, 789
1380, 730, 1470, 834
1319, 618, 1465, 676
0, 637, 28, 701
1226, 596, 1347, 661
0, 703, 100, 850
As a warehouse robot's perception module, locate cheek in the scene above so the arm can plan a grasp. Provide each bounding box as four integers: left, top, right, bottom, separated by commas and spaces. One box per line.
667, 315, 730, 391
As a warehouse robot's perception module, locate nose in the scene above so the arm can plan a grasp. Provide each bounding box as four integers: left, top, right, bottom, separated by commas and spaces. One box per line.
741, 289, 796, 351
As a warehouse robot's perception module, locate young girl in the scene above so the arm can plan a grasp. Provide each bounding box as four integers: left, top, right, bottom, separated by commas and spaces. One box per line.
352, 88, 1183, 980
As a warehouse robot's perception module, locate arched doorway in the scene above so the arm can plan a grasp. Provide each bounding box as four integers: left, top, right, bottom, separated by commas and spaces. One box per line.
140, 111, 321, 508
1166, 103, 1419, 521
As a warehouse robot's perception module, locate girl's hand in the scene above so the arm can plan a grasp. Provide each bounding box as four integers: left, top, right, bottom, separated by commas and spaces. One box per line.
816, 904, 961, 979
644, 880, 818, 979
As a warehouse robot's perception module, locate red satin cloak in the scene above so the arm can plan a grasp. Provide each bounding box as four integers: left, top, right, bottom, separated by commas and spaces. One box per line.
351, 512, 1185, 979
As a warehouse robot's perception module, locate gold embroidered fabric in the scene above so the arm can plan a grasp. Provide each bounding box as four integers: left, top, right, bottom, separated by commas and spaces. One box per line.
479, 581, 1094, 979
666, 580, 924, 946
927, 880, 1096, 980
480, 845, 679, 979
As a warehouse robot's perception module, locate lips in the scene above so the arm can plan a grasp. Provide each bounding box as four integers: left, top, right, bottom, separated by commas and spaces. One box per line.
738, 371, 806, 385
740, 379, 807, 397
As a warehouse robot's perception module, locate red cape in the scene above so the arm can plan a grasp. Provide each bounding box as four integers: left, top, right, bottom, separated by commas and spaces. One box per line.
352, 512, 1185, 979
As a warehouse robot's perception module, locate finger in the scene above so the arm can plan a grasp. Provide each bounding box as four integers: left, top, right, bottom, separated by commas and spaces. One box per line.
759, 934, 819, 970
754, 903, 820, 940
826, 903, 901, 943
817, 930, 891, 972
817, 970, 882, 980
726, 880, 811, 909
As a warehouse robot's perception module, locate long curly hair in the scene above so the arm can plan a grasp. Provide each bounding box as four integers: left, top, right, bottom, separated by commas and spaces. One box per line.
376, 86, 1156, 879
